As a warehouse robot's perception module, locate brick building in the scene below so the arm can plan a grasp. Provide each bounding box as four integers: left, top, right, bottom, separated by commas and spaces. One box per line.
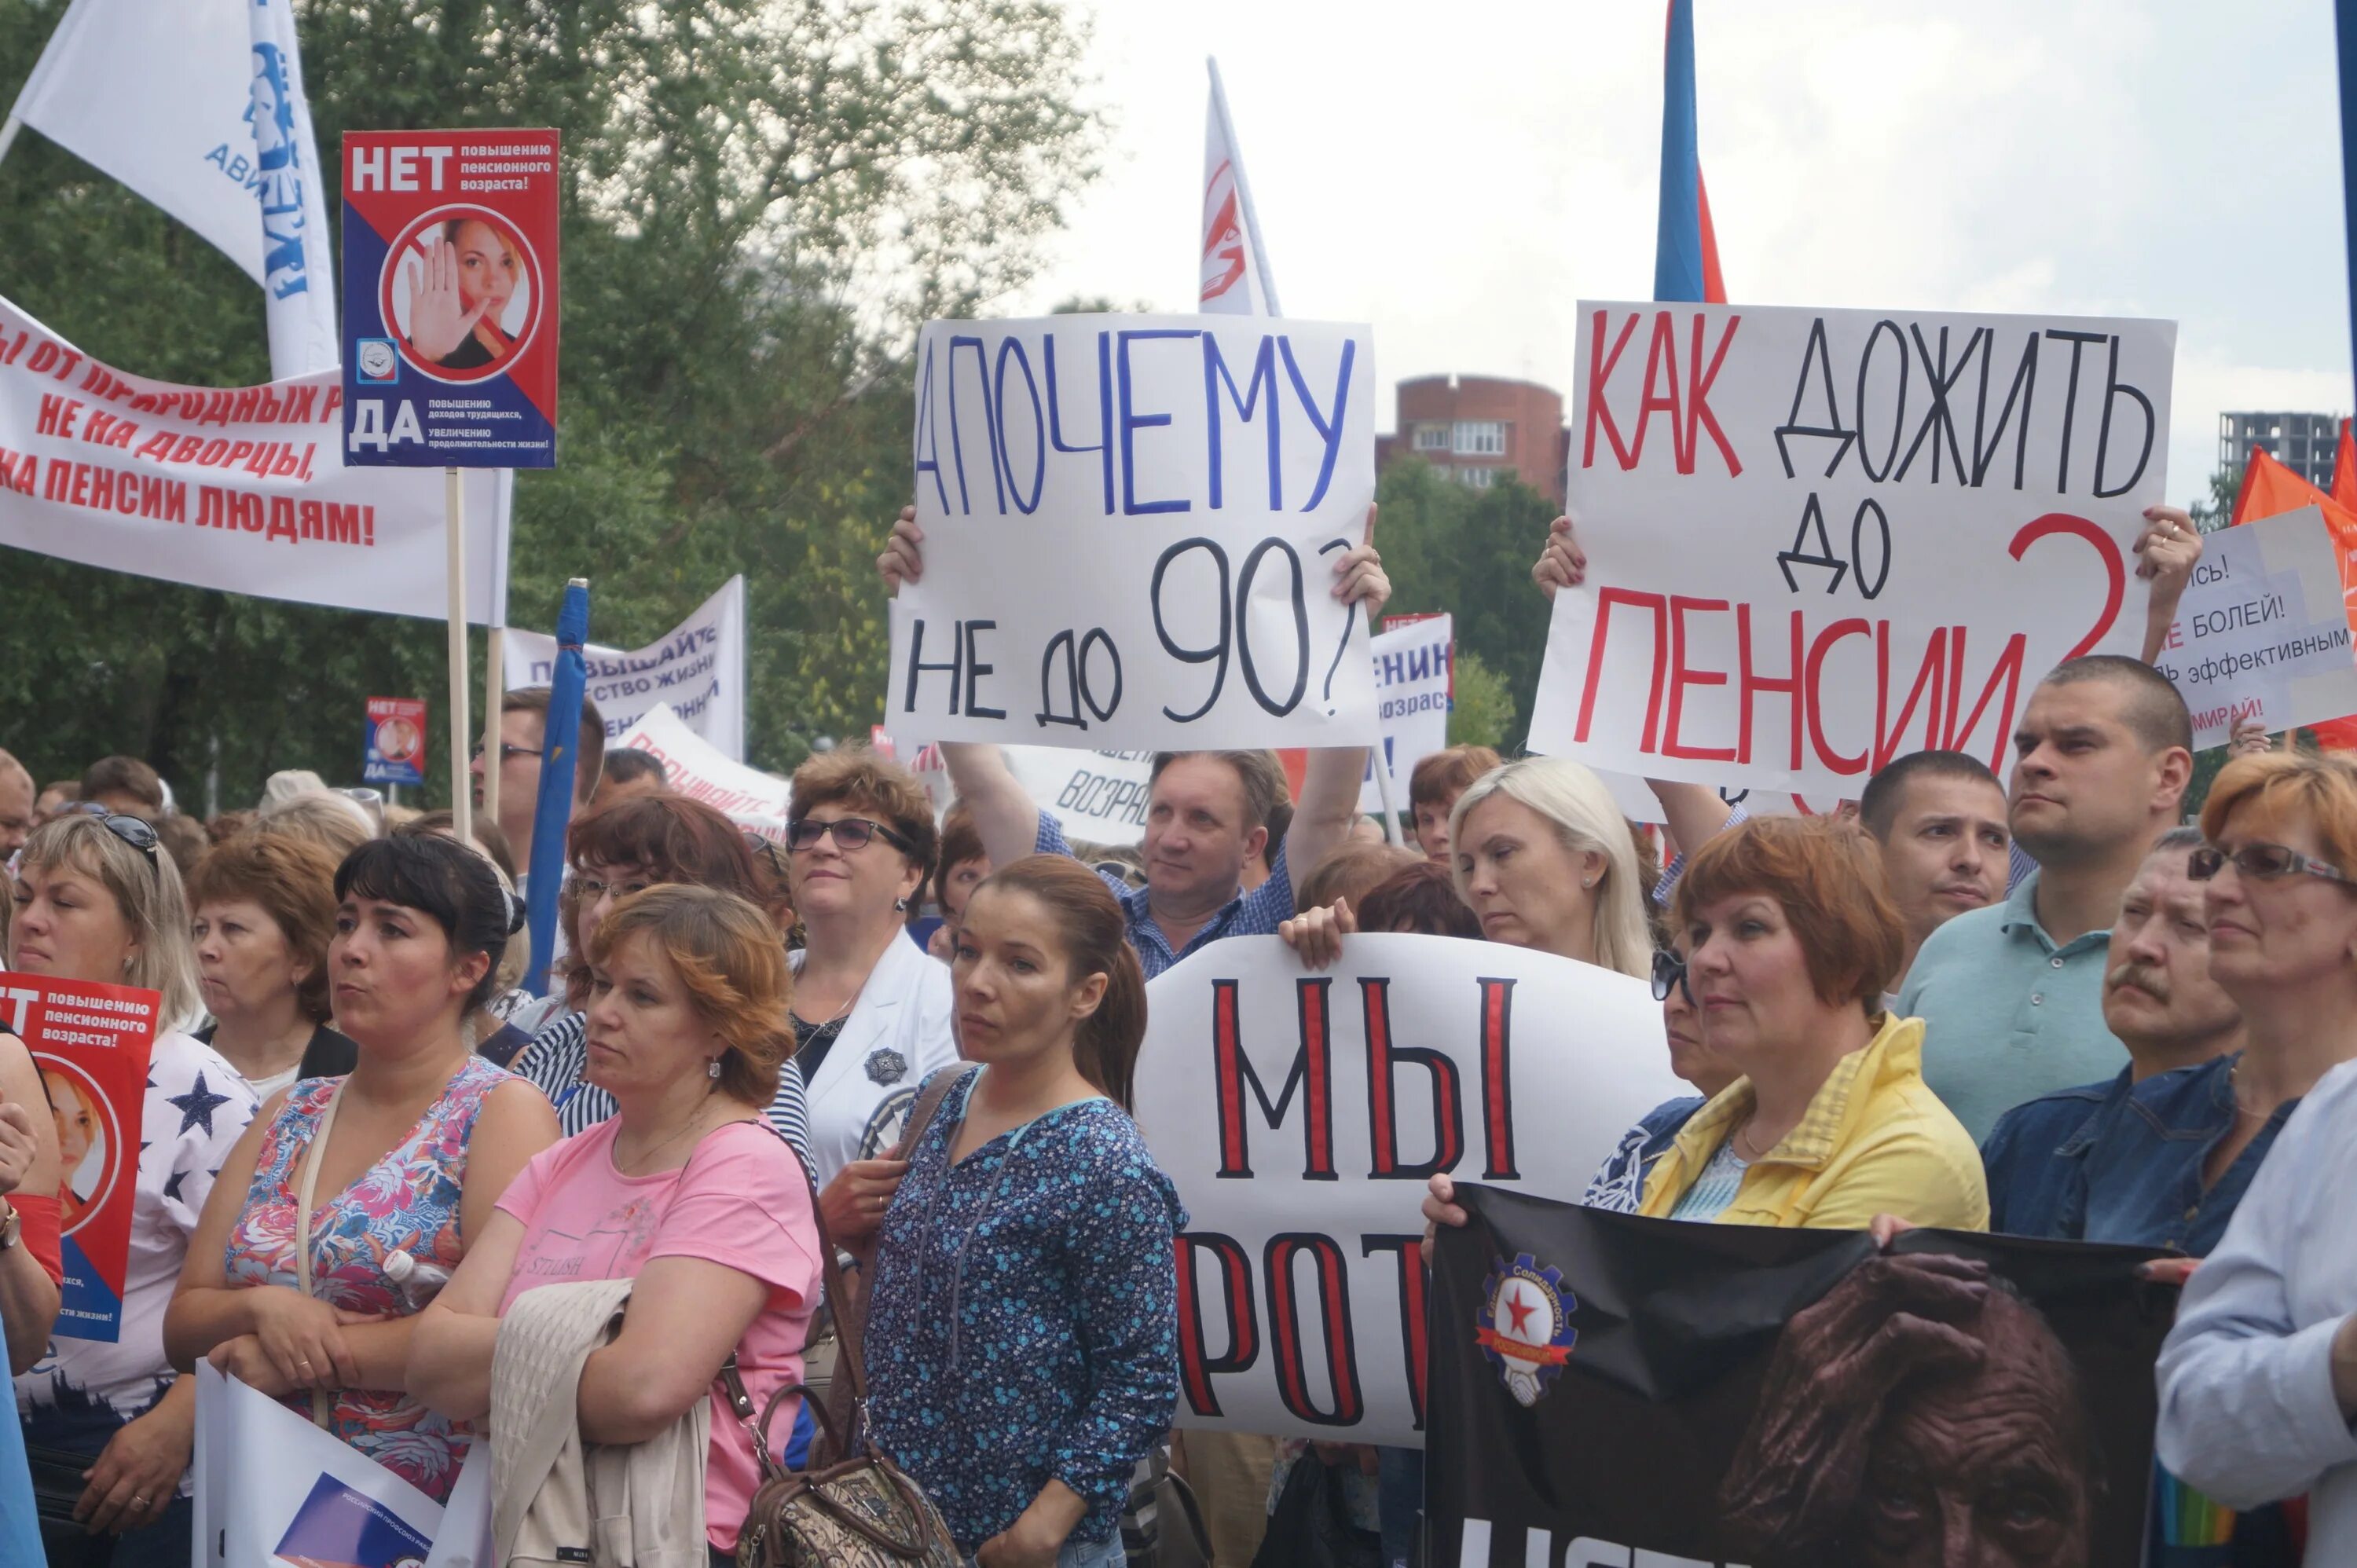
1376, 375, 1567, 502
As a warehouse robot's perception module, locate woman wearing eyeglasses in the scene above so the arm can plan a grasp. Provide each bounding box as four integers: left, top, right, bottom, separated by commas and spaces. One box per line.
10, 812, 259, 1566
779, 749, 956, 1211
509, 795, 809, 1150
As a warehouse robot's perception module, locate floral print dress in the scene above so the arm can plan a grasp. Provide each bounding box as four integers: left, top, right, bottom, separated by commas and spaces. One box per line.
864, 1068, 1186, 1554
222, 1057, 509, 1501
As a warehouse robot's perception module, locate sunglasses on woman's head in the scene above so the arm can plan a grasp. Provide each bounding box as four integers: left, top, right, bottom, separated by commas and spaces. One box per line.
2187, 841, 2353, 888
64, 801, 159, 871
785, 817, 912, 855
1651, 947, 1693, 1006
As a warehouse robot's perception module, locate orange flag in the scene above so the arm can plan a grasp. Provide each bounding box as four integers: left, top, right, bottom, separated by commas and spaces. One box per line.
2232, 448, 2357, 749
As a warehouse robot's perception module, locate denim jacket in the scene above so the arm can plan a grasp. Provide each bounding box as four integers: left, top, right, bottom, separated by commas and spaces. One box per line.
1981, 1053, 2294, 1255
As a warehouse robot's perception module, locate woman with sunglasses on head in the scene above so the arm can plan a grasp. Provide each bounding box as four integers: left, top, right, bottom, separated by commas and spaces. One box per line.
163, 835, 559, 1504
10, 811, 258, 1567
508, 795, 809, 1150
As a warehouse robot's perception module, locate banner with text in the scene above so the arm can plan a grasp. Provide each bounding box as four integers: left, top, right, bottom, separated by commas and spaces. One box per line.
888, 314, 1380, 750
613, 702, 790, 841
1362, 614, 1451, 814
2154, 506, 2357, 748
1132, 936, 1684, 1448
506, 576, 746, 760
340, 129, 562, 468
1528, 303, 2176, 797
1428, 1195, 2172, 1568
0, 292, 511, 623
0, 973, 159, 1342
1011, 746, 1155, 846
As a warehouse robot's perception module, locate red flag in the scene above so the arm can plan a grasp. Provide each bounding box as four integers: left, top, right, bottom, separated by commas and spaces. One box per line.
2335, 417, 2357, 512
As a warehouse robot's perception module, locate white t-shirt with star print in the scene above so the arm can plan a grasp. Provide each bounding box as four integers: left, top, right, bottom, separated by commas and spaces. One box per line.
16, 1031, 258, 1466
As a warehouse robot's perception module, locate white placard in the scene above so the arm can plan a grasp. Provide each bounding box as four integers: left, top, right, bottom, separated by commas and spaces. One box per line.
0, 291, 510, 624
1362, 614, 1452, 814
507, 576, 747, 760
2151, 507, 2357, 748
1528, 303, 2175, 797
1010, 746, 1157, 846
1134, 934, 1685, 1449
612, 702, 790, 841
887, 314, 1380, 751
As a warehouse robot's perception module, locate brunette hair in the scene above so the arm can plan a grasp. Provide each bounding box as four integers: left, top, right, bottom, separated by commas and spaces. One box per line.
1670, 816, 1904, 1010
563, 794, 780, 1006
16, 813, 203, 1029
587, 885, 789, 1108
1297, 840, 1419, 913
334, 834, 524, 1013
937, 803, 986, 885
79, 755, 166, 818
972, 855, 1148, 1110
503, 686, 608, 803
2200, 750, 2357, 874
188, 832, 341, 1023
1409, 745, 1502, 813
1356, 861, 1481, 937
787, 746, 940, 885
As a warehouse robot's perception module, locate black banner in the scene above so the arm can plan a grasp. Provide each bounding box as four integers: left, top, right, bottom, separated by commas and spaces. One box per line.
1427, 1186, 2178, 1567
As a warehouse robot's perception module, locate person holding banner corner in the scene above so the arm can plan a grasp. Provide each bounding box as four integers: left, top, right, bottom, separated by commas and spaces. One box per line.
878, 504, 1389, 981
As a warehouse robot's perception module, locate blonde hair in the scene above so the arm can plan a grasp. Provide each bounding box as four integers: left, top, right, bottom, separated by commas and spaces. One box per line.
17, 814, 203, 1031
1447, 757, 1651, 980
2201, 751, 2357, 871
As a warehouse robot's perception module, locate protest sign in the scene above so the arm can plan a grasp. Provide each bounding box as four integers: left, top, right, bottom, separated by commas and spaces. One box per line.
1428, 1195, 2175, 1568
0, 973, 158, 1342
613, 702, 790, 841
1131, 935, 1684, 1448
886, 313, 1380, 751
0, 292, 511, 622
505, 576, 746, 760
1527, 304, 2176, 798
1362, 614, 1451, 814
192, 1363, 475, 1568
2152, 506, 2357, 748
340, 130, 561, 467
1010, 746, 1156, 846
361, 696, 427, 788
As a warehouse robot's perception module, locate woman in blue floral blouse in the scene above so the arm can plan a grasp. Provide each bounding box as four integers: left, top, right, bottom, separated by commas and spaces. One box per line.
863, 855, 1184, 1568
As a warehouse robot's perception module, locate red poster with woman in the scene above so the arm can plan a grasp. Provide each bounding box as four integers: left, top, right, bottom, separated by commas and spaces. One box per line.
0, 972, 159, 1341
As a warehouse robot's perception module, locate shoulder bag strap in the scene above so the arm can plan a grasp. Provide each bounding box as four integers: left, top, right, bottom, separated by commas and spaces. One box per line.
291, 1082, 346, 1430
889, 1060, 979, 1163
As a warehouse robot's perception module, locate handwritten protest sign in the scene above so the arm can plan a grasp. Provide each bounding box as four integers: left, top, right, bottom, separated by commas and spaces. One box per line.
2152, 507, 2357, 748
0, 292, 511, 622
886, 314, 1380, 750
1362, 614, 1452, 813
1133, 935, 1684, 1448
0, 973, 159, 1342
1528, 304, 2176, 797
340, 130, 562, 467
507, 577, 746, 760
613, 702, 790, 841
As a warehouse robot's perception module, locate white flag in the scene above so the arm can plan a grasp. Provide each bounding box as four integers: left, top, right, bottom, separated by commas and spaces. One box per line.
7, 0, 338, 378
1199, 57, 1278, 316
505, 577, 749, 760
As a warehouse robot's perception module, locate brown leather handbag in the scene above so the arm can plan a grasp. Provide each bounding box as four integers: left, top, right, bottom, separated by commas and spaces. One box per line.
724, 1152, 962, 1566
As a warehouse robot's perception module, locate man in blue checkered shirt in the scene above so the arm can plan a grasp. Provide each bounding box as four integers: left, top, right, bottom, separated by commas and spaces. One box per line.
880, 505, 1391, 978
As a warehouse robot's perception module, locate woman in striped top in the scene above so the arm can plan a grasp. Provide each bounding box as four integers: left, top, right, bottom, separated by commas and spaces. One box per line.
511, 795, 810, 1156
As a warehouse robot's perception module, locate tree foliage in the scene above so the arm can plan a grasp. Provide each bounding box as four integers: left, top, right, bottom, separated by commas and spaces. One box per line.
0, 0, 1100, 808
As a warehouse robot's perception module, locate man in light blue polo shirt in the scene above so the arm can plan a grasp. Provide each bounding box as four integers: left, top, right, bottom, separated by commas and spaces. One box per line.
1897, 654, 2194, 1141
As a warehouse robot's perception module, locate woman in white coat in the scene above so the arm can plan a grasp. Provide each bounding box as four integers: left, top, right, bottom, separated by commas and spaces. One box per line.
782, 749, 959, 1240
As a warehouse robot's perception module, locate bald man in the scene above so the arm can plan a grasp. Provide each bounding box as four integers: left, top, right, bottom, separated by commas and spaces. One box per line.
0, 751, 34, 860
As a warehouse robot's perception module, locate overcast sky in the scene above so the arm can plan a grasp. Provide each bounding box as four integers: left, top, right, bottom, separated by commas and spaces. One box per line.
1008, 0, 2352, 511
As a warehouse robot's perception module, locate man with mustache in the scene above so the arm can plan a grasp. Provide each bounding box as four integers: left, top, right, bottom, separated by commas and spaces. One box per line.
1897, 654, 2196, 1141
1979, 828, 2252, 1248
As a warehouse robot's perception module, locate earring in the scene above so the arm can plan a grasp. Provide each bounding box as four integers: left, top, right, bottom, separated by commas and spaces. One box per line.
706, 1057, 723, 1081
893, 896, 910, 913
1582, 877, 1595, 889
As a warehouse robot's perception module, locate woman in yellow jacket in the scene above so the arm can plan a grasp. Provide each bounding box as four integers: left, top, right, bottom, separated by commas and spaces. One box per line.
1633, 815, 1987, 1230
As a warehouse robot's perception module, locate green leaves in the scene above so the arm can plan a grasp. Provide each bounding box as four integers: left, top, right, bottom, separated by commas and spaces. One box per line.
0, 0, 1100, 804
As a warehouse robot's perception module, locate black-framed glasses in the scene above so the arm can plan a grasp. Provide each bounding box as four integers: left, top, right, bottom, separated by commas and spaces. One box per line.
64, 802, 159, 870
1651, 947, 1693, 1006
577, 874, 656, 902
785, 816, 913, 855
2188, 841, 2353, 888
469, 742, 544, 763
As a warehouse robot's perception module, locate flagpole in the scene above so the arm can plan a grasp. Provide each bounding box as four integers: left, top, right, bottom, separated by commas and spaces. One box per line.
1205, 58, 1281, 316
445, 467, 472, 844
481, 626, 504, 827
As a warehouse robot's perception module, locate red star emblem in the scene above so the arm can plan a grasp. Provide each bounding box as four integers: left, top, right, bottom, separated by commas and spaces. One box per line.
1505, 1287, 1537, 1336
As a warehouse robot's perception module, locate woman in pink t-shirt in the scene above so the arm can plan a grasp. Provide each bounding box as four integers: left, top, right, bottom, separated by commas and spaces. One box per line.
408, 885, 821, 1559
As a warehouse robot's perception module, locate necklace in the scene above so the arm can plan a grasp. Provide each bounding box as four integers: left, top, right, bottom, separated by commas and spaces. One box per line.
617, 1094, 717, 1176
2228, 1060, 2274, 1120
1731, 1117, 1774, 1162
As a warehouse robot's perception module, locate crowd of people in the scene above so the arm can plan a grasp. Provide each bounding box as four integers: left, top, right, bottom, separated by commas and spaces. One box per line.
0, 495, 2348, 1567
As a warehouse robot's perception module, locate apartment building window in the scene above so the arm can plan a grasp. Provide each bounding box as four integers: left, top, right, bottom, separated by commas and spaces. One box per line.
1459, 466, 1496, 489
1413, 423, 1451, 452
1453, 420, 1505, 456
